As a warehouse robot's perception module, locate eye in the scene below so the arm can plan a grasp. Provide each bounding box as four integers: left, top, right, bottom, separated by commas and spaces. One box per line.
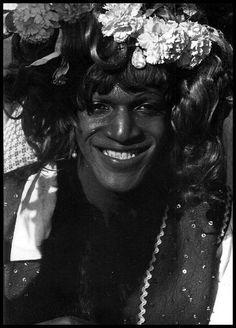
88, 102, 112, 116
135, 103, 165, 116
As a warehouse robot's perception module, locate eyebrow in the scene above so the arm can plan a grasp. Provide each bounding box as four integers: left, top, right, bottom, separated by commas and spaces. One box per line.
92, 91, 164, 102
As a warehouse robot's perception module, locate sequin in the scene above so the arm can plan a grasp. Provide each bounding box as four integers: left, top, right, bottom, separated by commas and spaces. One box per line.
206, 306, 211, 311
8, 282, 12, 286
161, 314, 165, 317
36, 269, 40, 274
24, 262, 28, 266
4, 202, 8, 207
182, 287, 187, 292
201, 233, 206, 238
200, 250, 205, 254
212, 275, 215, 279
13, 193, 19, 198
193, 314, 197, 319
191, 223, 196, 228
184, 254, 189, 259
189, 298, 193, 302
176, 203, 181, 209
22, 277, 27, 282
182, 269, 187, 274
198, 280, 202, 284
208, 221, 213, 226
13, 269, 18, 274
202, 265, 206, 269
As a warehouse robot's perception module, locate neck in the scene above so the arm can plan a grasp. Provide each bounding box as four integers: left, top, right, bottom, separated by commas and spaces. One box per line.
77, 159, 167, 226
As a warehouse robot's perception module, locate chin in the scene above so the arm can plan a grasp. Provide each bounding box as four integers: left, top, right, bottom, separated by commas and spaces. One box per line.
95, 170, 147, 194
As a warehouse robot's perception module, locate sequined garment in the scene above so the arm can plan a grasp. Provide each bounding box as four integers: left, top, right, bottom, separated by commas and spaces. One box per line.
4, 160, 231, 324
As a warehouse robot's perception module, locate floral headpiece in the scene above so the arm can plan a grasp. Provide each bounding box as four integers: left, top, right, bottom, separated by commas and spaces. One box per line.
4, 3, 224, 74
4, 3, 94, 43
97, 3, 221, 69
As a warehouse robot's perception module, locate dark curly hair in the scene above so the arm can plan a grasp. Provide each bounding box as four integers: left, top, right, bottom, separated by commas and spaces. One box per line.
4, 8, 233, 208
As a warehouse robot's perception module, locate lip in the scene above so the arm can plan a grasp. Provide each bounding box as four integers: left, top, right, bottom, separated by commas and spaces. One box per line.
94, 141, 151, 153
93, 144, 152, 171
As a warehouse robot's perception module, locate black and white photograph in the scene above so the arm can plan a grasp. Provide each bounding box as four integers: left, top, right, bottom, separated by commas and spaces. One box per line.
3, 3, 233, 325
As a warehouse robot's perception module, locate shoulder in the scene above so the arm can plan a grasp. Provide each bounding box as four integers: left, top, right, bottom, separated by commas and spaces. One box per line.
4, 165, 39, 231
173, 192, 232, 246
4, 163, 57, 242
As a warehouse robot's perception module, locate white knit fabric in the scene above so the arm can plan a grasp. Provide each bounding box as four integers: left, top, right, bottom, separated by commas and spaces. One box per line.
4, 106, 37, 173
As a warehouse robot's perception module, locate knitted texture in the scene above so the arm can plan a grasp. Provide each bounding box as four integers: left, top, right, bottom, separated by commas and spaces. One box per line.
4, 107, 37, 173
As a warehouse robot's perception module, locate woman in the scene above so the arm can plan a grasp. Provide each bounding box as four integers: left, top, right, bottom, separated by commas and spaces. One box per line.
4, 3, 233, 325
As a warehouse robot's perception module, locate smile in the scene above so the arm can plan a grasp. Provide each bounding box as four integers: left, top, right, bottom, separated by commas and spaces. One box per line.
94, 145, 152, 171
102, 150, 137, 160
90, 142, 154, 173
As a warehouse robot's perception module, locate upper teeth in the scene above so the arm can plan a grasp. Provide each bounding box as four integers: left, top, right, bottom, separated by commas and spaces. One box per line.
103, 150, 136, 160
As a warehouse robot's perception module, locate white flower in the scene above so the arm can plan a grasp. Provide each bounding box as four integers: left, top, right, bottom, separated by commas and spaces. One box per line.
131, 47, 146, 68
137, 16, 188, 65
98, 3, 144, 43
3, 3, 17, 11
177, 21, 212, 68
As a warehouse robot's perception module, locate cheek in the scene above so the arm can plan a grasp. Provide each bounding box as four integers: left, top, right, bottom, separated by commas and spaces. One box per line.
76, 113, 108, 161
77, 111, 107, 136
145, 119, 172, 159
76, 113, 100, 145
140, 117, 167, 142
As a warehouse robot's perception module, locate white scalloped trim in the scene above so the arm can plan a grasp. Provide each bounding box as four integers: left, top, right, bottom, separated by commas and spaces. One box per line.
137, 206, 168, 325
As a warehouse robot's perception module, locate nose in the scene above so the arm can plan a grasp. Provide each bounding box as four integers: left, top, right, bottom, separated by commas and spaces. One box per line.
106, 107, 142, 144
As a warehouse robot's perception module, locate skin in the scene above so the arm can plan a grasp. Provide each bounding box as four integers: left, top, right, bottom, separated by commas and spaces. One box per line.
76, 84, 170, 194
32, 85, 233, 326
37, 84, 171, 325
36, 94, 233, 326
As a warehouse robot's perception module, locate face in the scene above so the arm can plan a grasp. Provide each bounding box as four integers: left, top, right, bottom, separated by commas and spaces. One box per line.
76, 84, 171, 193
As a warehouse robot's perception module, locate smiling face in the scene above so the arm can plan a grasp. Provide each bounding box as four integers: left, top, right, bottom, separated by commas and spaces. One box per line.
76, 84, 171, 193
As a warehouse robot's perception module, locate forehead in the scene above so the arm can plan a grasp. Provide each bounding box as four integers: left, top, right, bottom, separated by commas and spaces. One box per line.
93, 84, 131, 99
92, 84, 164, 103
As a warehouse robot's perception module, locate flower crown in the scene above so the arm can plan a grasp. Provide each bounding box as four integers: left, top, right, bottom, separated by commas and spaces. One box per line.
97, 3, 222, 69
4, 3, 223, 71
4, 3, 94, 43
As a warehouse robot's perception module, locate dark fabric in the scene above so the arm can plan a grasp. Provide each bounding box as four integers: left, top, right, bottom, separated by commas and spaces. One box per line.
3, 160, 229, 325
